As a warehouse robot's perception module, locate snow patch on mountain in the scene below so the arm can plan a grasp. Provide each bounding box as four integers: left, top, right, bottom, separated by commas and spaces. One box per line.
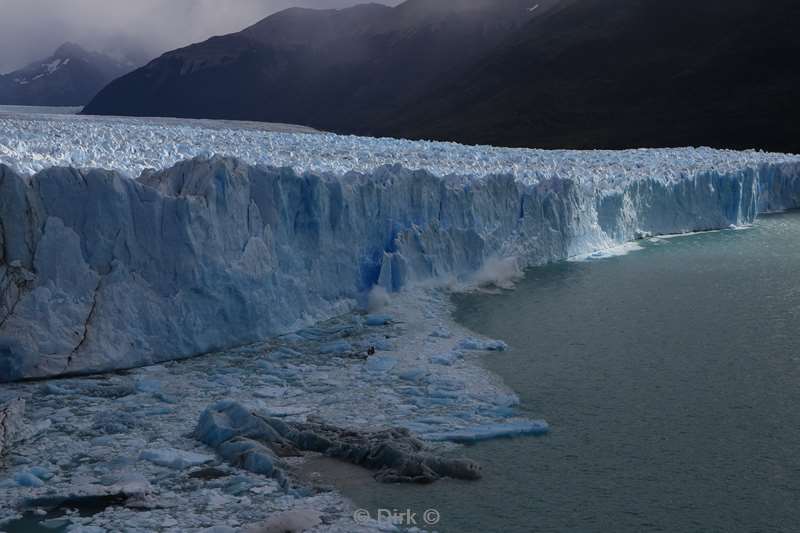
43, 59, 64, 75
8, 58, 68, 86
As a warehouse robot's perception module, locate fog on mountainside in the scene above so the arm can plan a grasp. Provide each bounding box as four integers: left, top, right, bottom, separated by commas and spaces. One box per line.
81, 0, 800, 153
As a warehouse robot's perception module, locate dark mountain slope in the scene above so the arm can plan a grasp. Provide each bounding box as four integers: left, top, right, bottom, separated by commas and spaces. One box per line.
82, 0, 558, 130
84, 0, 800, 153
386, 0, 800, 152
0, 43, 136, 106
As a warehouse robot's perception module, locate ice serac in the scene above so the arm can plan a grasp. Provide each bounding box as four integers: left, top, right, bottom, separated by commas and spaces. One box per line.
1, 155, 800, 381
0, 398, 25, 456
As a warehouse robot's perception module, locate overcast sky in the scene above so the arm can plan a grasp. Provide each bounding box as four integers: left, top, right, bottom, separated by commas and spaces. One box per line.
0, 0, 400, 73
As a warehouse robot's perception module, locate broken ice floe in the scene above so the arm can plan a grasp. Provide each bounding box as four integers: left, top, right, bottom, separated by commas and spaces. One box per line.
458, 337, 508, 351
0, 289, 542, 531
196, 400, 481, 484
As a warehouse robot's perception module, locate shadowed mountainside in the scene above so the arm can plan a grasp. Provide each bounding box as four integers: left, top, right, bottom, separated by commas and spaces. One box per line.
0, 43, 138, 106
84, 0, 800, 153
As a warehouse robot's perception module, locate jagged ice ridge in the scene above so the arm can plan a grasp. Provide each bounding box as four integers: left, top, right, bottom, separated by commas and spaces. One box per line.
1, 114, 799, 381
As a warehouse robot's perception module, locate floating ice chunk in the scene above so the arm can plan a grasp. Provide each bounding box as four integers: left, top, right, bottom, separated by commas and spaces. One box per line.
102, 473, 153, 499
139, 448, 214, 469
253, 386, 286, 399
422, 421, 550, 443
134, 378, 161, 394
43, 383, 73, 395
15, 471, 45, 487
365, 314, 392, 326
90, 436, 114, 447
458, 337, 508, 351
154, 392, 179, 404
242, 509, 322, 533
300, 321, 362, 341
28, 466, 53, 480
213, 375, 243, 388
430, 351, 462, 366
398, 368, 428, 383
427, 387, 462, 400
263, 406, 312, 418
195, 401, 285, 448
429, 327, 453, 339
488, 392, 521, 408
92, 410, 140, 434
217, 438, 280, 477
223, 475, 254, 496
413, 397, 457, 407
365, 355, 398, 373
319, 340, 353, 355
399, 386, 425, 397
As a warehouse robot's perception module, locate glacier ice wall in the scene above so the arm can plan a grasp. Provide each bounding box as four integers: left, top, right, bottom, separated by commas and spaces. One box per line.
1, 155, 799, 381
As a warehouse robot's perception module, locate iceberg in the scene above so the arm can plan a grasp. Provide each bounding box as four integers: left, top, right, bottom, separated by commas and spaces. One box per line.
1, 115, 799, 381
138, 448, 214, 469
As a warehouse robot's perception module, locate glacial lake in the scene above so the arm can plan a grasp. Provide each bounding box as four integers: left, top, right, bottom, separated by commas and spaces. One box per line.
339, 211, 800, 532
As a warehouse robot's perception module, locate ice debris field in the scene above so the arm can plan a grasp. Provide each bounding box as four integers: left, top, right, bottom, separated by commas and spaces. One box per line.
1, 289, 537, 532
2, 110, 799, 185
1, 110, 800, 531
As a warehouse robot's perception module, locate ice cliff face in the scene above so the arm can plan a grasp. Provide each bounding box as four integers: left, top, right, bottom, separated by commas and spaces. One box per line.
1, 150, 799, 381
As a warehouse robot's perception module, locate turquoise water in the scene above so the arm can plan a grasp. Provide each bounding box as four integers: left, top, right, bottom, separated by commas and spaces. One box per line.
340, 211, 800, 532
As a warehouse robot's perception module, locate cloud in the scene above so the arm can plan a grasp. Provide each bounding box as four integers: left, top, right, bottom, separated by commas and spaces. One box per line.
0, 0, 399, 73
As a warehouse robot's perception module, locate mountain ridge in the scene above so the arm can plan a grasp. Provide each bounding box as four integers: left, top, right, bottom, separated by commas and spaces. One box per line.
84, 0, 548, 130
83, 0, 800, 152
0, 42, 139, 106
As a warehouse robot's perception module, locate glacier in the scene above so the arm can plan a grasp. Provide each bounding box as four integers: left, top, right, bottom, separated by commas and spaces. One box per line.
1, 114, 800, 381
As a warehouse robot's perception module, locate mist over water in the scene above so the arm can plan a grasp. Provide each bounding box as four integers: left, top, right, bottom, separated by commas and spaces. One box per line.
338, 211, 800, 532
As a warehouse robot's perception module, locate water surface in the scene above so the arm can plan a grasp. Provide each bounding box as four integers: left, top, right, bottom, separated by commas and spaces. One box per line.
339, 211, 800, 533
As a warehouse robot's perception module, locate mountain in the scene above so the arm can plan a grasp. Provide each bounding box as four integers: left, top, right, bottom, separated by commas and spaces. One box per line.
83, 0, 800, 153
83, 0, 558, 128
387, 0, 800, 153
0, 43, 138, 107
